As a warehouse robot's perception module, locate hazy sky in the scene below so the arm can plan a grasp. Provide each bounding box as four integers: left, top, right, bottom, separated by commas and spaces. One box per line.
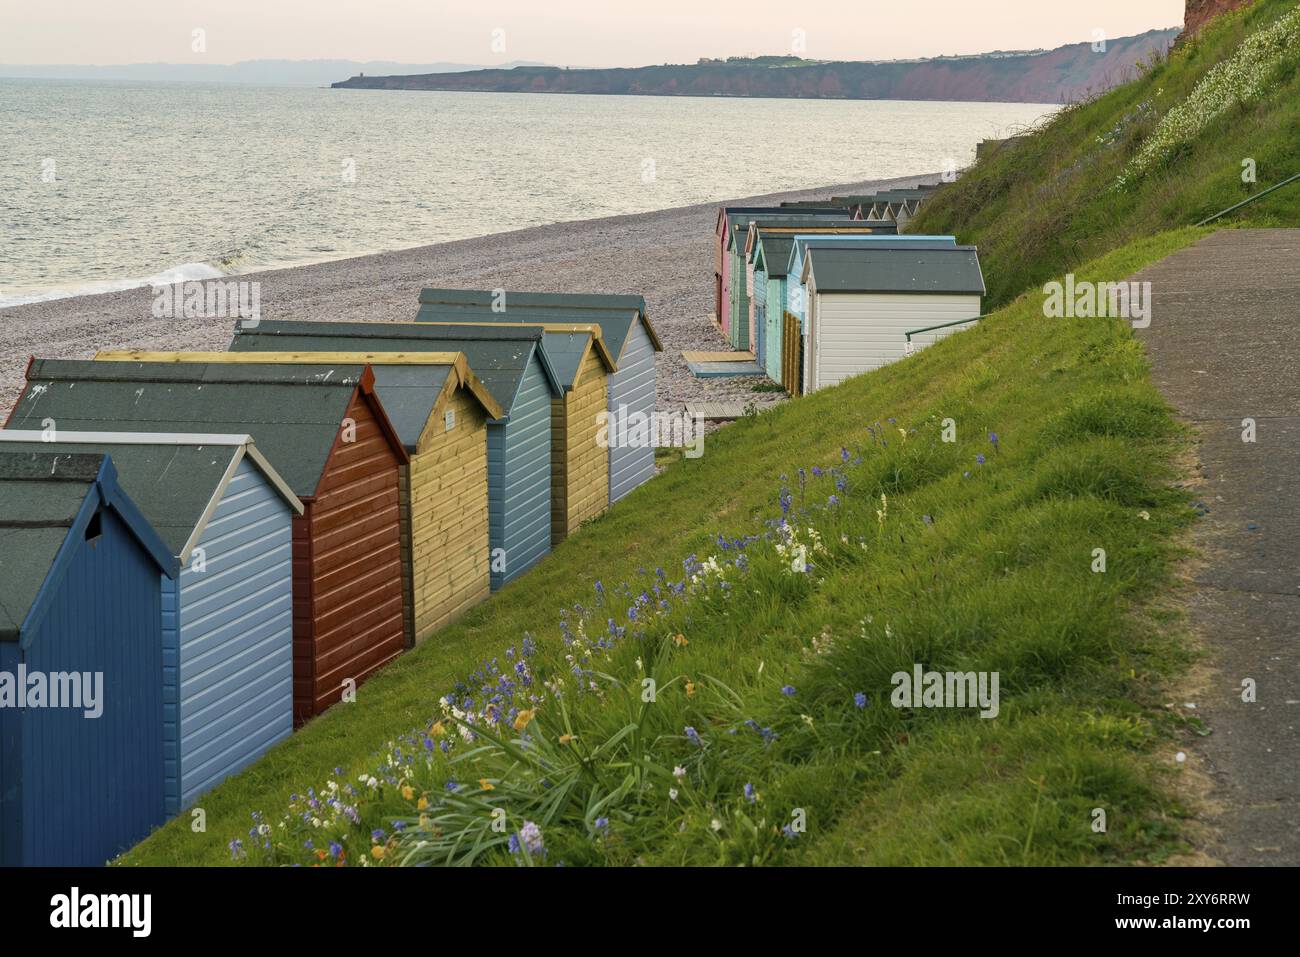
3, 1, 1187, 67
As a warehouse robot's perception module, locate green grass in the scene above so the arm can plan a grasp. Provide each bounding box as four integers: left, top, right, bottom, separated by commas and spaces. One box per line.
119, 228, 1206, 866
911, 0, 1300, 309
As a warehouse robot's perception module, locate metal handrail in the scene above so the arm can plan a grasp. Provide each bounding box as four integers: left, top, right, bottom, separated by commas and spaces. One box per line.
1195, 172, 1300, 227
904, 314, 988, 354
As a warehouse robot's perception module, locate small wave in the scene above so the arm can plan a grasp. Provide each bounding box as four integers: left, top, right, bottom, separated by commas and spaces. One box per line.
0, 262, 228, 309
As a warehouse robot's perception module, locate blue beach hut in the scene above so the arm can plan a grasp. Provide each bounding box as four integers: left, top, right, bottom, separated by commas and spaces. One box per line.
0, 432, 302, 817
0, 451, 177, 865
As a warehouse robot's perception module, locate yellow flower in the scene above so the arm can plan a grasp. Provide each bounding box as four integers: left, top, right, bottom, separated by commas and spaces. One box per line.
559, 733, 577, 745
430, 720, 446, 737
685, 681, 696, 698
419, 813, 430, 830
673, 633, 689, 647
371, 845, 387, 861
401, 785, 414, 801
514, 708, 536, 731
417, 796, 429, 811
479, 778, 495, 791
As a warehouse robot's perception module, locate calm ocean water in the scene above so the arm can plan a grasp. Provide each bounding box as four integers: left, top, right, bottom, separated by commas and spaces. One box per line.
0, 79, 1056, 306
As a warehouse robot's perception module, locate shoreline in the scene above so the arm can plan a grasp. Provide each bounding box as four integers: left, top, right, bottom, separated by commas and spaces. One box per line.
0, 171, 940, 419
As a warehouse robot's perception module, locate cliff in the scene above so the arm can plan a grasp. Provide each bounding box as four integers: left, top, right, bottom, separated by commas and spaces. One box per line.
332, 29, 1179, 104
1182, 0, 1257, 37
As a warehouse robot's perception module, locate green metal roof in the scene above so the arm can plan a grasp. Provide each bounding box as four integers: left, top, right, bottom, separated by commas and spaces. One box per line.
8, 361, 371, 498
0, 452, 105, 639
230, 320, 559, 425
803, 246, 986, 295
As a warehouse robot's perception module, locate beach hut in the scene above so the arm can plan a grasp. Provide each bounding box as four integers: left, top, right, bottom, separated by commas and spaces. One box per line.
783, 235, 959, 391
414, 289, 662, 504
0, 451, 177, 865
800, 243, 985, 392
716, 207, 840, 339
741, 219, 899, 356
92, 350, 503, 645
0, 432, 302, 816
229, 321, 560, 591
745, 232, 797, 382
412, 318, 615, 543
6, 359, 410, 724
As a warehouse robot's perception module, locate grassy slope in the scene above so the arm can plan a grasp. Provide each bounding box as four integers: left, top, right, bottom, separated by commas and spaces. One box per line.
122, 228, 1204, 866
123, 2, 1300, 867
911, 0, 1300, 309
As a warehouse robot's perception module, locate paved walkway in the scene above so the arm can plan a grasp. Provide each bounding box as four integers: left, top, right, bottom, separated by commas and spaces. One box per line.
1133, 229, 1300, 866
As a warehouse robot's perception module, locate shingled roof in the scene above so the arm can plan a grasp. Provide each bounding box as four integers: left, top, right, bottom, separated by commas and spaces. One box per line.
801, 246, 986, 296
229, 320, 563, 423
415, 290, 663, 357
5, 360, 402, 498
0, 433, 302, 562
0, 451, 176, 640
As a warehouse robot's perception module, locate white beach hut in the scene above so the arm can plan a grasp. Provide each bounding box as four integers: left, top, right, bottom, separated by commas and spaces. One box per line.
800, 243, 985, 392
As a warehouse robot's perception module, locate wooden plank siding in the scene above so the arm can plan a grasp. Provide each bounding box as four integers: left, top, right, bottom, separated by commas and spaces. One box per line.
781, 312, 803, 395
293, 391, 405, 723
1, 505, 166, 866
607, 320, 657, 504
408, 387, 491, 638
809, 292, 981, 391
550, 349, 609, 542
491, 356, 553, 588
764, 276, 785, 381
162, 457, 294, 814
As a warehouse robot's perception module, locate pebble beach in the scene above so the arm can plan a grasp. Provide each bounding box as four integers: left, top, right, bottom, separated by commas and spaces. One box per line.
0, 172, 940, 422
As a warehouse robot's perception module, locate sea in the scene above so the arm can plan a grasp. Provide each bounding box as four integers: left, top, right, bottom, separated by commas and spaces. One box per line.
0, 78, 1057, 307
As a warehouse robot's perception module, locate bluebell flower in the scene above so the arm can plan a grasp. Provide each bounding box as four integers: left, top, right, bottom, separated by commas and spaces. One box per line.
976, 453, 986, 465
744, 783, 757, 803
781, 685, 797, 696
854, 691, 868, 709
594, 816, 610, 834
685, 726, 703, 747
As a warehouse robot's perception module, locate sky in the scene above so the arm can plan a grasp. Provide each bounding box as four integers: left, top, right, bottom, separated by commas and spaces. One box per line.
2, 1, 1187, 68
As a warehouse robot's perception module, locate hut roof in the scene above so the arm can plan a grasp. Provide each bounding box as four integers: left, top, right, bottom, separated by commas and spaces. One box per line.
412, 321, 616, 389
0, 433, 302, 562
416, 289, 663, 355
802, 246, 986, 296
0, 451, 176, 641
229, 320, 562, 420
8, 360, 407, 498
89, 351, 503, 455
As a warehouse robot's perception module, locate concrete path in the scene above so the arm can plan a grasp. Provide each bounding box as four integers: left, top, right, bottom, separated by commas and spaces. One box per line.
1133, 229, 1300, 866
